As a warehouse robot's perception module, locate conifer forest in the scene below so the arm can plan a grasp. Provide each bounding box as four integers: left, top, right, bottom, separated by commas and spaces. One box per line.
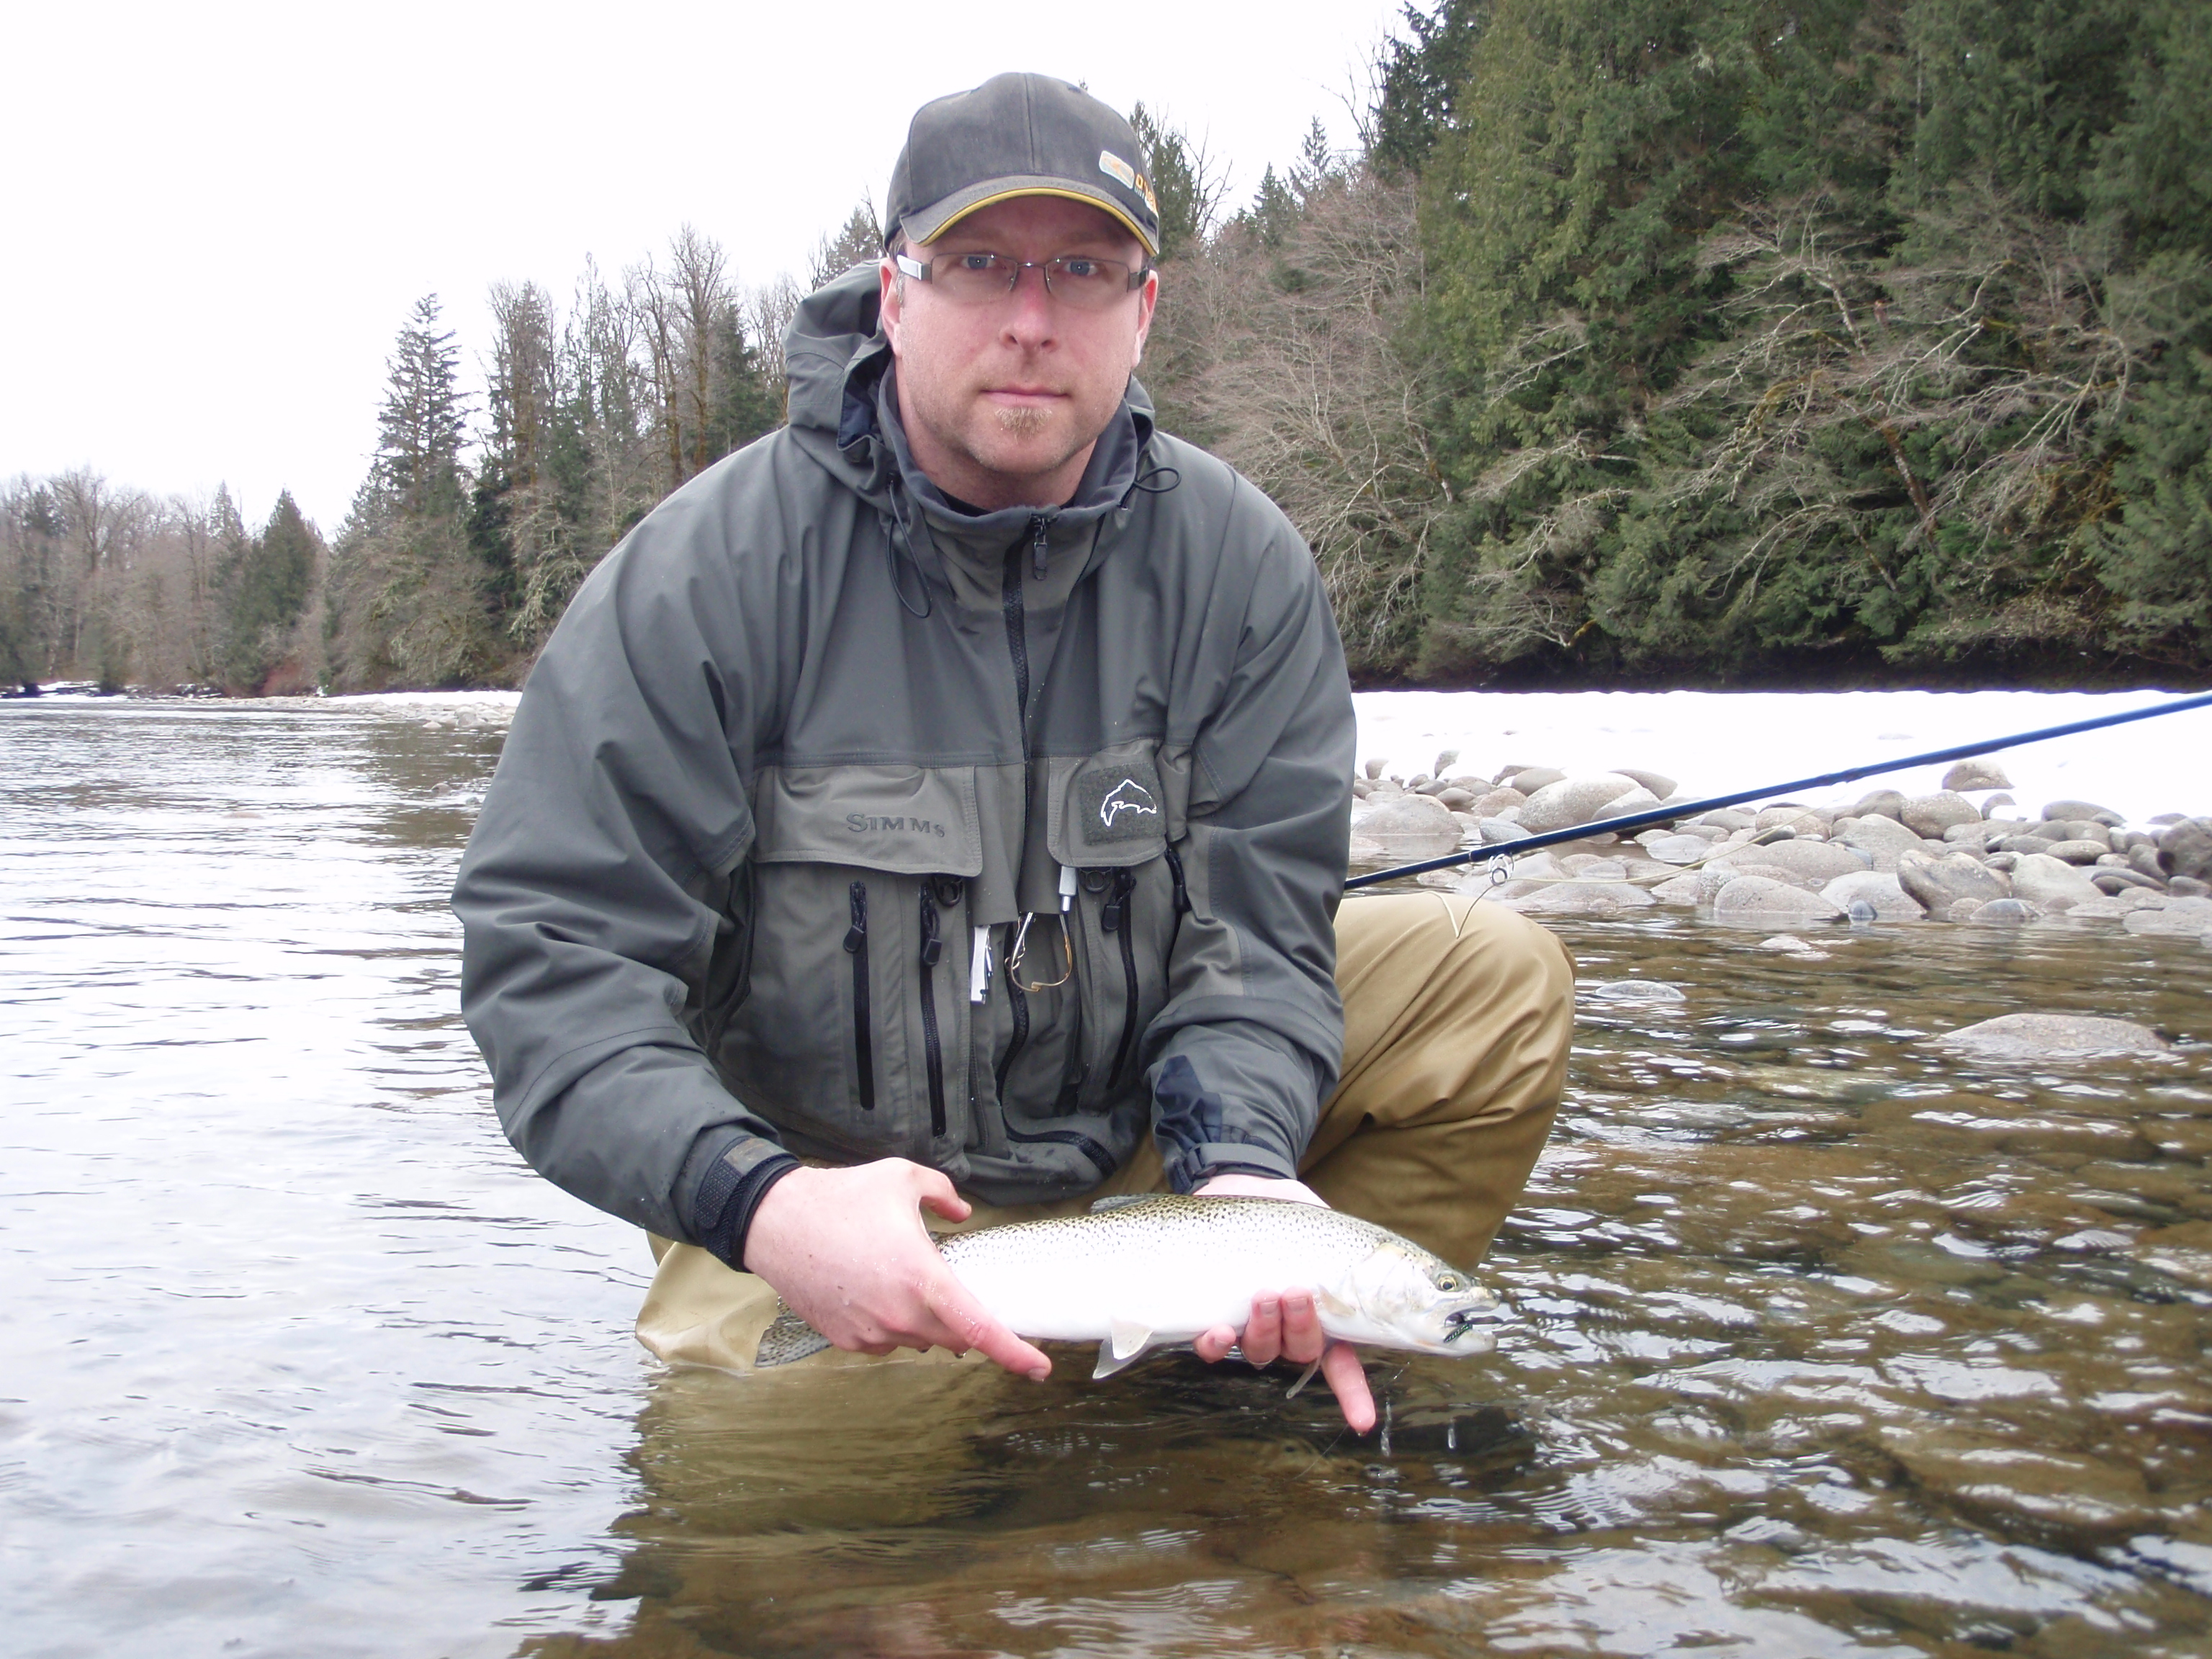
5, 0, 2207, 694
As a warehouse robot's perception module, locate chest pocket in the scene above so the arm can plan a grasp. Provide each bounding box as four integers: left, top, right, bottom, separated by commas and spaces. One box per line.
1040, 745, 1182, 1116
717, 765, 982, 1163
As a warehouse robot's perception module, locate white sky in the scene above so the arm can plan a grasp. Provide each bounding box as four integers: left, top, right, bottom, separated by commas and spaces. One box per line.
3, 0, 1404, 534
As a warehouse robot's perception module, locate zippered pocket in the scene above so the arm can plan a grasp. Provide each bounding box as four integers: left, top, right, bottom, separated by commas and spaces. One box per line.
1100, 868, 1140, 1089
842, 881, 874, 1112
918, 884, 947, 1136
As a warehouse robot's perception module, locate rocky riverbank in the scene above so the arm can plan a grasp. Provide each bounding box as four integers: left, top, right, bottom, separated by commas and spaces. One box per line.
1350, 753, 2212, 948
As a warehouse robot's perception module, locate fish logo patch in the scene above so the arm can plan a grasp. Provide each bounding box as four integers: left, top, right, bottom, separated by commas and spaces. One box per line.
1076, 762, 1166, 845
1099, 779, 1158, 830
1099, 150, 1138, 192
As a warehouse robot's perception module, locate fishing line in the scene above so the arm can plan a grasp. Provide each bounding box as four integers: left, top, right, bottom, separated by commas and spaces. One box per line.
1344, 689, 2212, 892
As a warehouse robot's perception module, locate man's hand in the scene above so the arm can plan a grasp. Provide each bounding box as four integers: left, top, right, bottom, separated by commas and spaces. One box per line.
1190, 1173, 1377, 1434
742, 1159, 1052, 1381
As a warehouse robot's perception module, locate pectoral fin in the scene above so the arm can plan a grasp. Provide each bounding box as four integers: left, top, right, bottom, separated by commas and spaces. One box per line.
1285, 1357, 1322, 1399
1093, 1318, 1156, 1379
1313, 1279, 1357, 1321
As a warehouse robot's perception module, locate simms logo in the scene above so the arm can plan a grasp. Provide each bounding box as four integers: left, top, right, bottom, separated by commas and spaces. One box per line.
1098, 779, 1159, 830
845, 814, 947, 837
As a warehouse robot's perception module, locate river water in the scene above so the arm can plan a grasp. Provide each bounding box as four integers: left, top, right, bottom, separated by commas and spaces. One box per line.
4, 698, 2210, 1658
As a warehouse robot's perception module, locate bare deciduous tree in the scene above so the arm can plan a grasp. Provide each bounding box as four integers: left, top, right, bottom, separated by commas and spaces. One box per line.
1159, 169, 1443, 674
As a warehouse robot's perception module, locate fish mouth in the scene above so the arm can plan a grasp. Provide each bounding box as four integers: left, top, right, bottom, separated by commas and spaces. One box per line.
1442, 1305, 1503, 1343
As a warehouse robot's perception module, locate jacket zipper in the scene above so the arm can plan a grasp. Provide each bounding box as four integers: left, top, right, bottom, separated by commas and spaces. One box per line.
1100, 868, 1140, 1088
1002, 534, 1040, 1107
842, 880, 874, 1112
918, 884, 946, 1136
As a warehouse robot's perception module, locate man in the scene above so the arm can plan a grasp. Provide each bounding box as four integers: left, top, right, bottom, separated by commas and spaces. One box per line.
454, 73, 1573, 1433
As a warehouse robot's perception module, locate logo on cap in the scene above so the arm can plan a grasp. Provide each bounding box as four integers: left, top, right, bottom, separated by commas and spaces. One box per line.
1099, 150, 1137, 192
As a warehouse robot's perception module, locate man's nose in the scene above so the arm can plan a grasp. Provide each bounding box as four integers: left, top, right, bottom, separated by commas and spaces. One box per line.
999, 264, 1058, 342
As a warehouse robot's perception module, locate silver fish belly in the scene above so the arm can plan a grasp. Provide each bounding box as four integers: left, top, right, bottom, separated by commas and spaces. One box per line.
751, 1195, 1499, 1380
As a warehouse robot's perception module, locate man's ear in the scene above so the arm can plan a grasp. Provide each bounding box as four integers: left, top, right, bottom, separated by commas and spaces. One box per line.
878, 256, 904, 354
1129, 268, 1159, 368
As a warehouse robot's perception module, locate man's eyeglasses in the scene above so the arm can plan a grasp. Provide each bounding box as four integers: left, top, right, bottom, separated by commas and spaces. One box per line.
894, 251, 1150, 310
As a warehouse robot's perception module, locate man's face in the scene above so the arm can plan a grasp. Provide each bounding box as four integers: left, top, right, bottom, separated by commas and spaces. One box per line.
880, 194, 1157, 508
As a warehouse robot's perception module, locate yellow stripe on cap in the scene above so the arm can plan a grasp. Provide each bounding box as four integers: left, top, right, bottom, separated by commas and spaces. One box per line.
915, 186, 1157, 257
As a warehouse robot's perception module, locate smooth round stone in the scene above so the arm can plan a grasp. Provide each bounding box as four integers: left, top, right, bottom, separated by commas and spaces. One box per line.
2091, 867, 2163, 894
1477, 817, 1531, 845
2041, 799, 2123, 827
1714, 860, 1822, 891
1470, 787, 1527, 814
1850, 788, 1908, 822
1519, 773, 1645, 832
1821, 869, 1925, 920
2046, 839, 2112, 866
1943, 758, 2013, 791
1755, 932, 1827, 955
1973, 898, 2038, 925
1902, 791, 1982, 838
1712, 838, 1869, 883
1611, 768, 1677, 799
1897, 849, 2013, 916
1711, 875, 1845, 927
1581, 979, 1686, 1003
1833, 814, 1929, 872
2043, 819, 2113, 848
1597, 786, 1664, 822
1756, 804, 1827, 832
1560, 855, 1629, 878
1506, 766, 1566, 794
2159, 819, 2212, 883
1437, 787, 1475, 809
1354, 796, 1462, 853
2123, 896, 2212, 936
1928, 1013, 2172, 1059
2008, 852, 2106, 908
1495, 880, 1657, 915
1643, 833, 1714, 866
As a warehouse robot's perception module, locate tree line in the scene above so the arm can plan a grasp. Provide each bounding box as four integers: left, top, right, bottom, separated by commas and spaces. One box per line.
6, 1, 2207, 693
1164, 0, 2211, 685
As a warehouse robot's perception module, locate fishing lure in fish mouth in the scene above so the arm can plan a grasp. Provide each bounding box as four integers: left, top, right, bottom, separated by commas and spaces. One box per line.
752, 1194, 1503, 1390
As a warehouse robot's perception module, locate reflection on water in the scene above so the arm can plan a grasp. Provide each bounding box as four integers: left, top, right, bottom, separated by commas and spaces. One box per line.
6, 703, 2211, 1658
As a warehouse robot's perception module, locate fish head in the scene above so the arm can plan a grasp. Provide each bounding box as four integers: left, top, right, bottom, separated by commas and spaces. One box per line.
1323, 1240, 1502, 1356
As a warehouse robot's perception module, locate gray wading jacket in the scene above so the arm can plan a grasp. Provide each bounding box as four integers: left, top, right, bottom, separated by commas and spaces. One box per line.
453, 265, 1354, 1253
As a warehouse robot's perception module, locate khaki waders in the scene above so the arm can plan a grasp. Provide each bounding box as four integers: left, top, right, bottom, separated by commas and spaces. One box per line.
636, 891, 1575, 1372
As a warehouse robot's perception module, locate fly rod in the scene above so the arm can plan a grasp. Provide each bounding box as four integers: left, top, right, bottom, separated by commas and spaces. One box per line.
1342, 689, 2212, 892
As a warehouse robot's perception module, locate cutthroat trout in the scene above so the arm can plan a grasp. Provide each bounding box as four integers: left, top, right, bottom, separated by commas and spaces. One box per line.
755, 1195, 1502, 1381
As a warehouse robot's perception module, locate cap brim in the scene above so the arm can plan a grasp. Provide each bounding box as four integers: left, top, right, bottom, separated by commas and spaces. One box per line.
904, 177, 1159, 258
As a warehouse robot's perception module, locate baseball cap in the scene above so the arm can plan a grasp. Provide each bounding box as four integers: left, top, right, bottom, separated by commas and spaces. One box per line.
886, 73, 1161, 258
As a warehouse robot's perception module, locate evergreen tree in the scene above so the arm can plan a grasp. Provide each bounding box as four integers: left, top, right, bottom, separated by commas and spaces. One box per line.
1372, 0, 1489, 177
809, 201, 883, 287
217, 491, 318, 691
1129, 103, 1215, 261
373, 295, 469, 513
328, 295, 490, 690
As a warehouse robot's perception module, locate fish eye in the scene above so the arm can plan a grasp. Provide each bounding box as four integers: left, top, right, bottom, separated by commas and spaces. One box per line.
1434, 1272, 1462, 1292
